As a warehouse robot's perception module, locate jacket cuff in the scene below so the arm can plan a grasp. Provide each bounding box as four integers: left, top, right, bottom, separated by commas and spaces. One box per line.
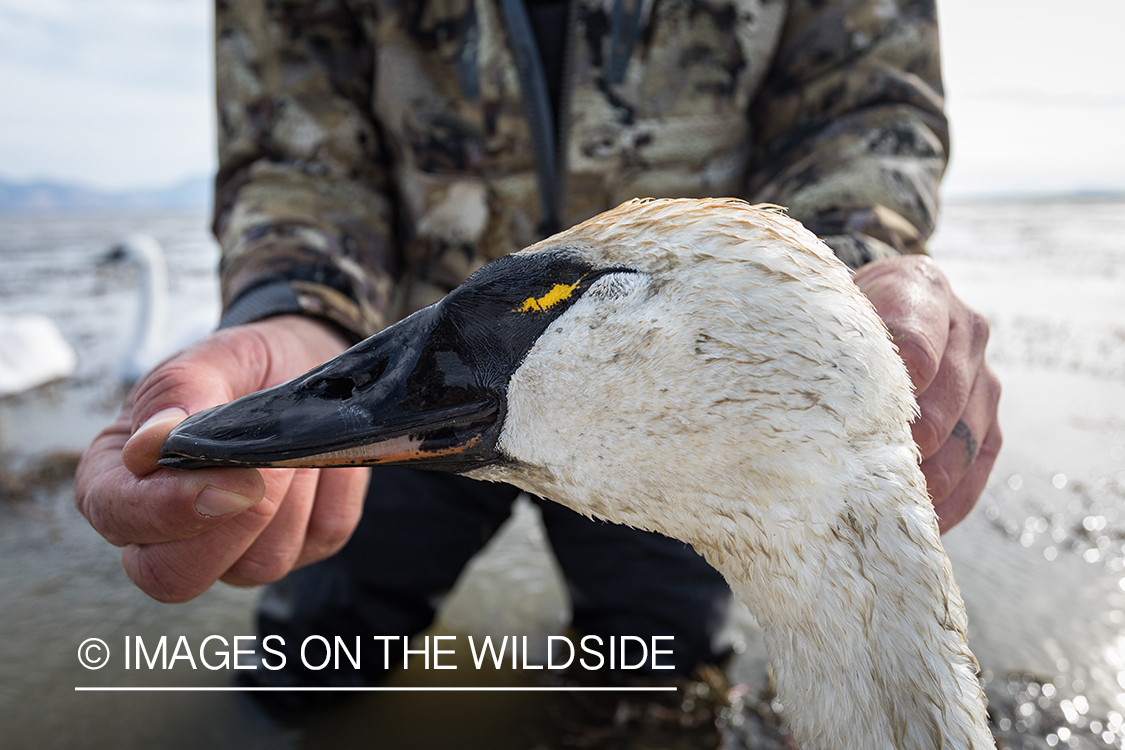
219, 280, 303, 329
219, 279, 365, 345
804, 205, 929, 270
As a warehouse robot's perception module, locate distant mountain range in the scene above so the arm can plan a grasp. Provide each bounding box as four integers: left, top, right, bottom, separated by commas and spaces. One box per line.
0, 175, 212, 212
2, 174, 1120, 213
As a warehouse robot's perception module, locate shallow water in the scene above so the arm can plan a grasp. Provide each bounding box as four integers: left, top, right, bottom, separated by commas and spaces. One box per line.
0, 201, 1123, 748
928, 201, 1125, 749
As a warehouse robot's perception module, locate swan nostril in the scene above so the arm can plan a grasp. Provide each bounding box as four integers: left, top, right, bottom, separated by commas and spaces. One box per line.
302, 359, 388, 400
304, 376, 355, 399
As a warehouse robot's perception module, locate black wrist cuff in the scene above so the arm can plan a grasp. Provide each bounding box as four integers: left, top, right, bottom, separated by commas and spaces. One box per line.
218, 281, 304, 330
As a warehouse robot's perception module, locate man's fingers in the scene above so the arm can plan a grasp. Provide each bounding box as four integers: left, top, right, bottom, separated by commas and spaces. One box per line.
119, 407, 189, 475
853, 256, 951, 393
125, 317, 350, 441
854, 254, 1001, 532
85, 467, 263, 547
221, 469, 319, 586
919, 363, 1001, 505
122, 464, 367, 600
74, 328, 275, 548
912, 299, 990, 458
933, 420, 1002, 533
126, 328, 274, 436
74, 318, 358, 603
295, 467, 370, 569
122, 486, 286, 603
221, 466, 370, 583
75, 420, 265, 546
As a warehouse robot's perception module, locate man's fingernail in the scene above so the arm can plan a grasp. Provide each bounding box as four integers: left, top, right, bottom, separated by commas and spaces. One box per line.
123, 408, 190, 459
195, 486, 259, 518
135, 407, 189, 439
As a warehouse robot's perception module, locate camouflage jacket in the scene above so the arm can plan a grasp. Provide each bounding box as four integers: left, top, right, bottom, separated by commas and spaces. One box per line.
214, 0, 948, 340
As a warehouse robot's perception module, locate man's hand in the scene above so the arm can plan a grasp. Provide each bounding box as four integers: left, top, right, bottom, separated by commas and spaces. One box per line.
854, 255, 1002, 533
74, 315, 370, 602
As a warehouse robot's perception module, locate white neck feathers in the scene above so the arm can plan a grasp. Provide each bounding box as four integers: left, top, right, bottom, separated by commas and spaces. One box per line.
711, 466, 993, 750
468, 199, 995, 749
120, 237, 169, 380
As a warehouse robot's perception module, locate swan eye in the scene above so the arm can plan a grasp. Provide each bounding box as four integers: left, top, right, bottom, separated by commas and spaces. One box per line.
584, 271, 647, 301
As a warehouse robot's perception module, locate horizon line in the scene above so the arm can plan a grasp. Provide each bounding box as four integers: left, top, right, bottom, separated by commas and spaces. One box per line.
3, 171, 1124, 207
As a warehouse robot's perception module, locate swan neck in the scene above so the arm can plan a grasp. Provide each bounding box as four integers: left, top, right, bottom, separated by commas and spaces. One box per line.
125, 245, 168, 376
713, 479, 993, 750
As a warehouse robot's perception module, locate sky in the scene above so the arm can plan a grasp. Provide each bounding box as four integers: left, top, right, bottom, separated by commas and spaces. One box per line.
0, 0, 1123, 198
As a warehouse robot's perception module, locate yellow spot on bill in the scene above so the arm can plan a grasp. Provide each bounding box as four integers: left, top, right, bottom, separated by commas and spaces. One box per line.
515, 278, 584, 313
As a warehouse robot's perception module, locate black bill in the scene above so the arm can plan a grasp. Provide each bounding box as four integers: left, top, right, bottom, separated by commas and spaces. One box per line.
159, 250, 627, 473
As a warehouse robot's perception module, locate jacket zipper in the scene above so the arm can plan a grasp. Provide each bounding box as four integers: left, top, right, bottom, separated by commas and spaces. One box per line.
496, 0, 562, 236
553, 0, 579, 233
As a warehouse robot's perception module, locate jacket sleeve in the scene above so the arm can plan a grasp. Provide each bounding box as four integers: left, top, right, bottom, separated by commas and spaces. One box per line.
747, 0, 949, 269
214, 0, 397, 340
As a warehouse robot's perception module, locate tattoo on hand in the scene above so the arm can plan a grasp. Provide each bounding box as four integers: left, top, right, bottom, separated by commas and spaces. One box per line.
952, 420, 978, 464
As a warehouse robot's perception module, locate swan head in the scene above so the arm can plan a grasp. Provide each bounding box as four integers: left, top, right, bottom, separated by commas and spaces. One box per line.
102, 234, 164, 267
160, 198, 920, 554
160, 198, 992, 748
100, 233, 174, 383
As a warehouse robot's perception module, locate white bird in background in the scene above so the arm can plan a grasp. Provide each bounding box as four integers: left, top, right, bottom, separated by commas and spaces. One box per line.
0, 313, 78, 398
102, 234, 215, 383
0, 313, 78, 399
161, 199, 995, 749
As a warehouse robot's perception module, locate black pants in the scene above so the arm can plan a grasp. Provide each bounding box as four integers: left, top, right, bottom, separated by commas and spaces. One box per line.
253, 466, 732, 686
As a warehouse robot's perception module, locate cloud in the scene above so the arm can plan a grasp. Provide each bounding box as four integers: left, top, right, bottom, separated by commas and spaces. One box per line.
0, 0, 214, 190
0, 0, 209, 91
1, 0, 1123, 196
939, 0, 1125, 196
943, 95, 1125, 197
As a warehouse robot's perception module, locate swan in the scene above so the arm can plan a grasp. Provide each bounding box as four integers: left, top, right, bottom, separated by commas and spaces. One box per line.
102, 234, 215, 383
159, 198, 995, 749
0, 313, 77, 397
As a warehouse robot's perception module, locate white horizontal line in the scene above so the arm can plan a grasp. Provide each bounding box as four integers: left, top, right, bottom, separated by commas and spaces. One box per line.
74, 686, 677, 692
